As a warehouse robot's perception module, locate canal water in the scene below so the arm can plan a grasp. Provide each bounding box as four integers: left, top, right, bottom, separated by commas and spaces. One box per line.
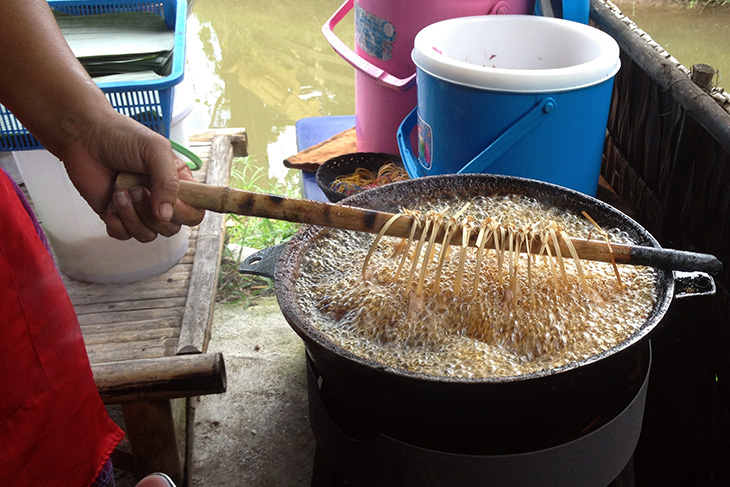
183, 1, 730, 190
612, 1, 730, 81
184, 0, 354, 190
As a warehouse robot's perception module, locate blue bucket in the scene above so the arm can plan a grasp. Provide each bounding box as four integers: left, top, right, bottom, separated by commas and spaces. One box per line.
397, 15, 620, 195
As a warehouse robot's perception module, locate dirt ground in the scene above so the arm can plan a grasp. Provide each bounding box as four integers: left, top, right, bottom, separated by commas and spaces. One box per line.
115, 297, 315, 487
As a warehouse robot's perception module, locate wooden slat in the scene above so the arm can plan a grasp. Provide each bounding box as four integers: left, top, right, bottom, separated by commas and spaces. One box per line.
68, 286, 190, 305
77, 307, 184, 325
74, 296, 188, 315
82, 325, 179, 344
176, 133, 236, 355
81, 318, 181, 335
87, 339, 180, 363
66, 271, 192, 300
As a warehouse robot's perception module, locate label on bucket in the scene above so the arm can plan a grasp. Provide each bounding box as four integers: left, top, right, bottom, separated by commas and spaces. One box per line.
417, 113, 433, 170
355, 3, 396, 62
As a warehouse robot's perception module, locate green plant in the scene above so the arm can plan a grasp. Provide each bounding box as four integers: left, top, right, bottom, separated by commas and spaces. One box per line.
687, 0, 730, 11
217, 156, 300, 305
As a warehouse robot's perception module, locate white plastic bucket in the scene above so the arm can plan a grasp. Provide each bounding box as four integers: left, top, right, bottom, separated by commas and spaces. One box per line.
0, 152, 21, 184
13, 150, 189, 284
12, 77, 198, 283
170, 77, 194, 153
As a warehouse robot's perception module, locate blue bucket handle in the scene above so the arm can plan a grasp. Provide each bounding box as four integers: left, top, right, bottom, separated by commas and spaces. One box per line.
535, 0, 589, 24
398, 97, 557, 177
458, 97, 556, 174
397, 107, 422, 178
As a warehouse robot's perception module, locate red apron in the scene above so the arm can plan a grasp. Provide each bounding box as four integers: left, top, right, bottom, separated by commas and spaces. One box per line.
0, 170, 123, 486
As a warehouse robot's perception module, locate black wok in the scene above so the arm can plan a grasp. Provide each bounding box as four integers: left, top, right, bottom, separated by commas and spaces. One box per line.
240, 174, 715, 454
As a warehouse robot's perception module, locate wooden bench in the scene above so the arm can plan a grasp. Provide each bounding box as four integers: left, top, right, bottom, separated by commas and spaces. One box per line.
57, 132, 246, 485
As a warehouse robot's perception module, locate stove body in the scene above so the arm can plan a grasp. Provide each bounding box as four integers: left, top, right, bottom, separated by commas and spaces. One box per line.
308, 346, 651, 487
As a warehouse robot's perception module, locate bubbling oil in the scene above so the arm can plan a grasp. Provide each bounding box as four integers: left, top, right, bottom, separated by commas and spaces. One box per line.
296, 194, 658, 378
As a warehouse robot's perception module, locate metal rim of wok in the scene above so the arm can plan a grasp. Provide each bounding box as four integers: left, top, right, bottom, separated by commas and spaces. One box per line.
273, 173, 674, 385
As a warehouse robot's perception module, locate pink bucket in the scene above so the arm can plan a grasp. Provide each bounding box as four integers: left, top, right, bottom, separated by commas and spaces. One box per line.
323, 0, 531, 154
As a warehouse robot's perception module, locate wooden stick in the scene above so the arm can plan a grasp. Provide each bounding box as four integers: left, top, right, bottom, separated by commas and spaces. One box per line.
116, 174, 722, 274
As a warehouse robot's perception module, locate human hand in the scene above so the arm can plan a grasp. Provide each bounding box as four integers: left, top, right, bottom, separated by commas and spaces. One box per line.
61, 110, 205, 242
0, 0, 204, 242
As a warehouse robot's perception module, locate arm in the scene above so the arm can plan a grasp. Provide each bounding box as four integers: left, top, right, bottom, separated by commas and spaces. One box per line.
0, 0, 204, 241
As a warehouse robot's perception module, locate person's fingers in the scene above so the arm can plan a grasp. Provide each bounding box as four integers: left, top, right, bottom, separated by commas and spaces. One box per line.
104, 188, 186, 242
103, 202, 132, 241
144, 143, 181, 223
170, 198, 205, 227
172, 161, 206, 226
128, 186, 182, 237
110, 188, 158, 242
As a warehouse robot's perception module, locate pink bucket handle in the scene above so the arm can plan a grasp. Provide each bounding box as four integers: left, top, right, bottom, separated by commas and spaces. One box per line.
322, 0, 416, 92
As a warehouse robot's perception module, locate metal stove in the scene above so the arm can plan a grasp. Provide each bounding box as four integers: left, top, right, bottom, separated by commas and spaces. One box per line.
308, 346, 651, 487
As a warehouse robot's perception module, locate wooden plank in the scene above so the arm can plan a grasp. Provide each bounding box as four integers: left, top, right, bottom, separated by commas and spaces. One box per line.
176, 135, 233, 355
77, 307, 184, 326
68, 286, 190, 305
84, 333, 181, 349
82, 327, 180, 347
87, 339, 180, 363
283, 126, 355, 172
81, 318, 181, 335
73, 296, 188, 315
65, 265, 194, 299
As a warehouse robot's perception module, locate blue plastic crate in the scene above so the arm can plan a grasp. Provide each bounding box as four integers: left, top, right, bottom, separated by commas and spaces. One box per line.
0, 0, 186, 151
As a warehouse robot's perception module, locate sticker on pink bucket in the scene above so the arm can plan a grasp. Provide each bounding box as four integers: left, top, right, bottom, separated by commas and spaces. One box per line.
355, 3, 396, 61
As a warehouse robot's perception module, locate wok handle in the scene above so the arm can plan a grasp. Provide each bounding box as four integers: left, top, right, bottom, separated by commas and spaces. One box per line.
673, 271, 717, 299
238, 244, 286, 279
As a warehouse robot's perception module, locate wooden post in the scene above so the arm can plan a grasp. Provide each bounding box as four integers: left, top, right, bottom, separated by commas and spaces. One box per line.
122, 400, 183, 484
183, 396, 199, 487
691, 63, 717, 92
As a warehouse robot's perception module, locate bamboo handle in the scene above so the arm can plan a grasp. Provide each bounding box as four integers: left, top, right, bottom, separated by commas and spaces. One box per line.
116, 172, 414, 236
116, 173, 723, 274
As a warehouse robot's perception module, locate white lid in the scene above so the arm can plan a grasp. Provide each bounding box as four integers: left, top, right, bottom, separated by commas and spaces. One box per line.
413, 16, 621, 93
